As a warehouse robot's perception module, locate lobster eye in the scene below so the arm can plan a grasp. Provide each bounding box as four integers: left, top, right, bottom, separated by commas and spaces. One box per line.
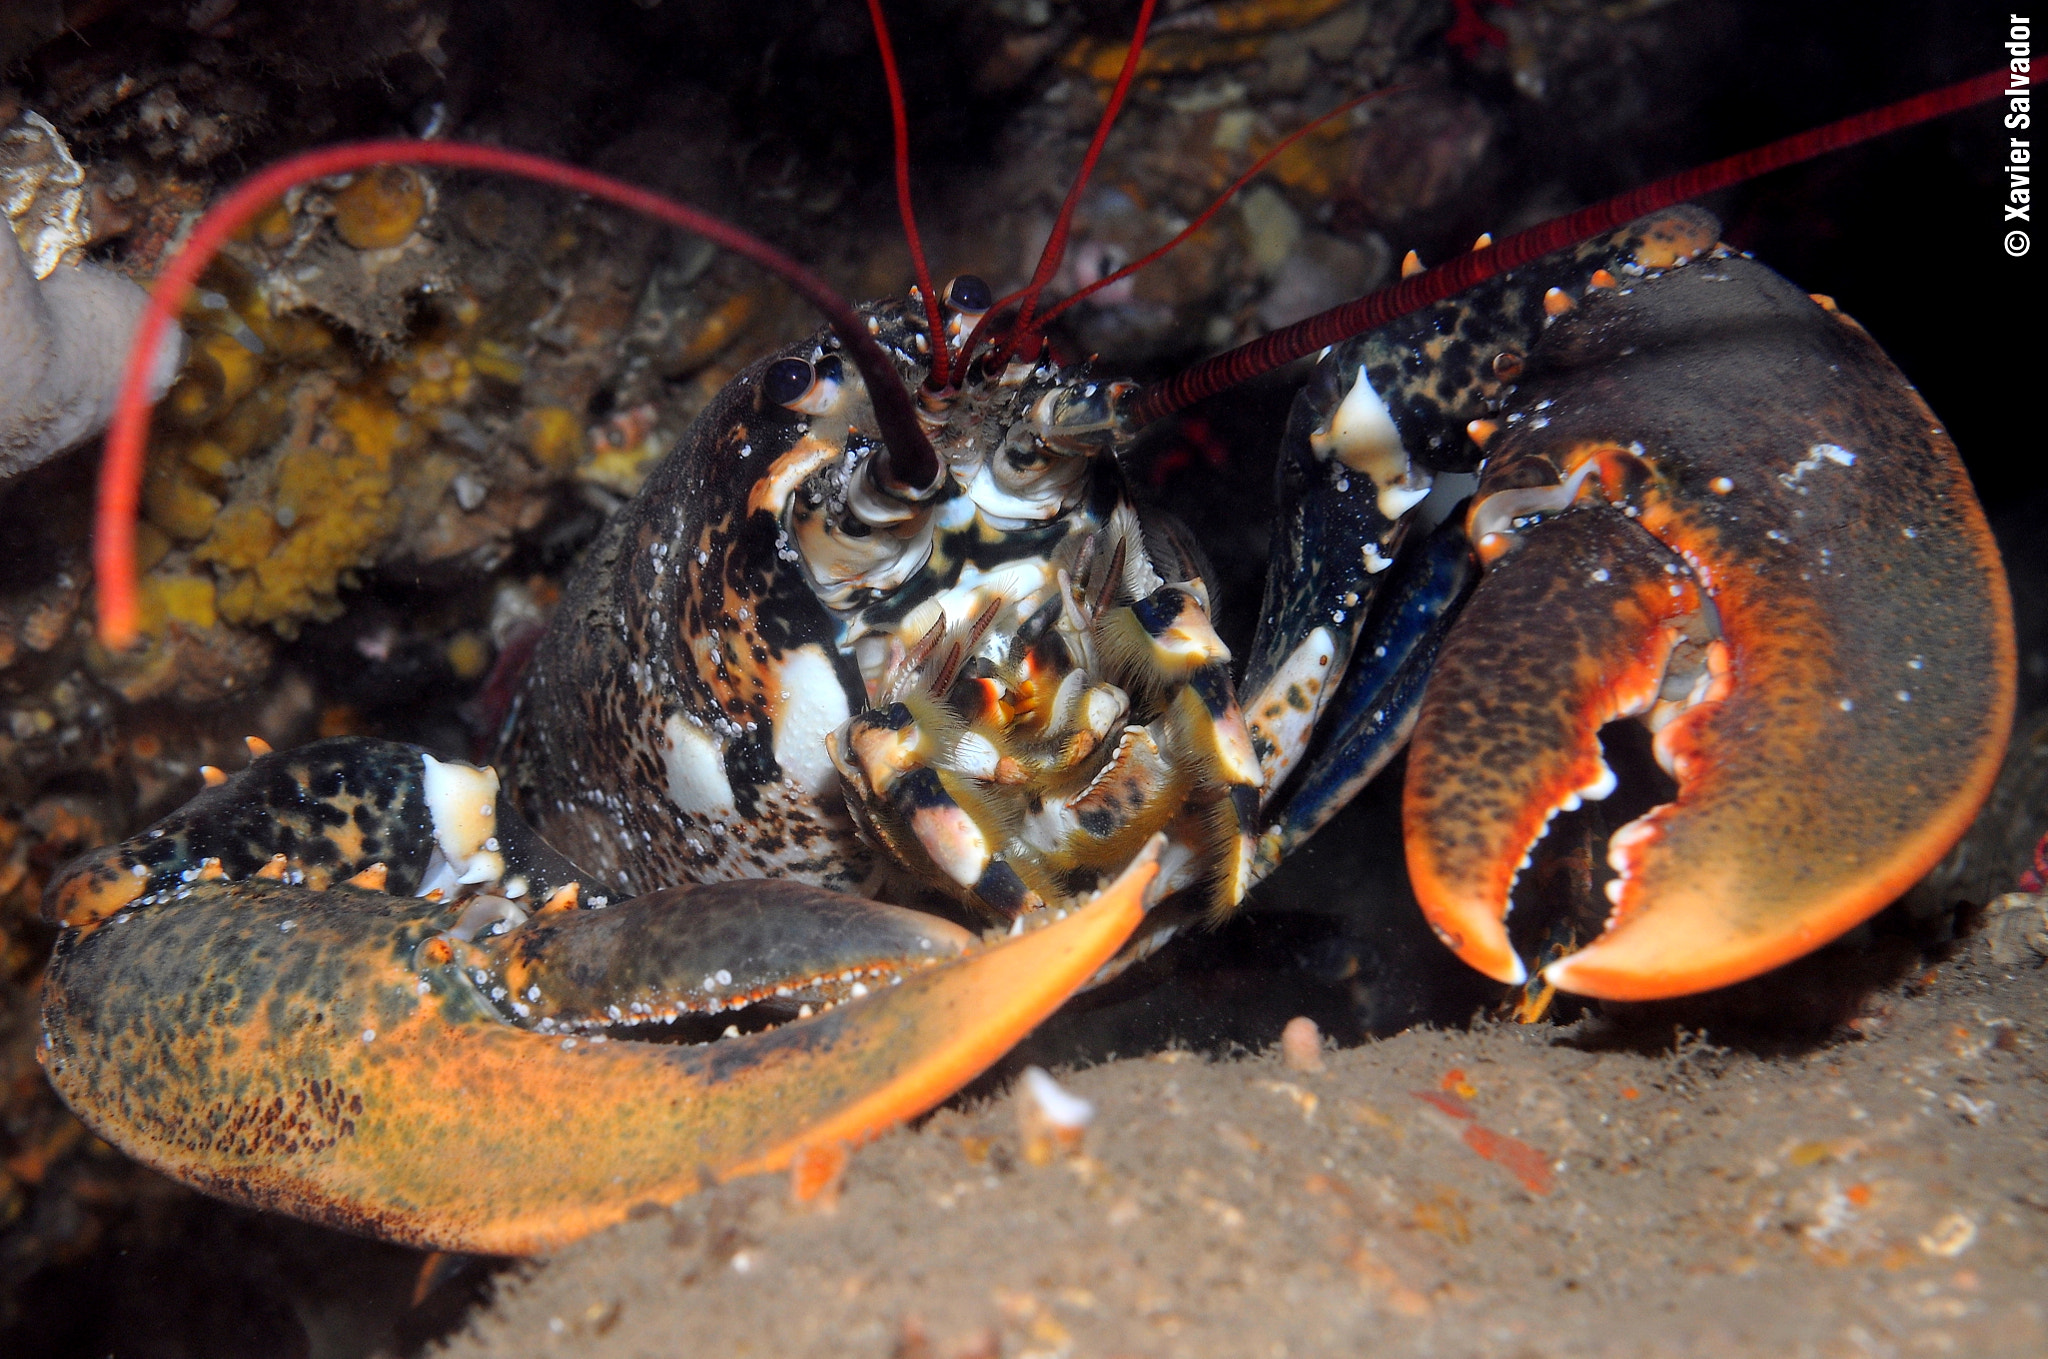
764, 358, 815, 409
945, 275, 993, 316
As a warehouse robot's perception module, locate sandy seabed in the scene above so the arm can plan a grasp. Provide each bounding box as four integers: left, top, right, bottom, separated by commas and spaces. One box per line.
443, 916, 2047, 1359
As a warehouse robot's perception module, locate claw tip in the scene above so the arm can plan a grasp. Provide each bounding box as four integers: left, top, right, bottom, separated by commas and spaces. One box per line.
1540, 952, 1587, 995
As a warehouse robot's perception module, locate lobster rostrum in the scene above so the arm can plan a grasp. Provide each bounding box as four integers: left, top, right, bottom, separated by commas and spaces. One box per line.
39, 6, 2019, 1254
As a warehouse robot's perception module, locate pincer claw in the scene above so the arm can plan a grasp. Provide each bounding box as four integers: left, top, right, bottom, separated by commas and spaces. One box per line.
39, 738, 1160, 1253
1404, 242, 2015, 1001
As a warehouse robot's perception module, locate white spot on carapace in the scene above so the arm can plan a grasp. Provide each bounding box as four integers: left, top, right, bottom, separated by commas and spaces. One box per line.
771, 647, 852, 797
661, 713, 735, 816
1839, 698, 1855, 712
1308, 366, 1431, 520
1779, 442, 1857, 491
419, 753, 505, 892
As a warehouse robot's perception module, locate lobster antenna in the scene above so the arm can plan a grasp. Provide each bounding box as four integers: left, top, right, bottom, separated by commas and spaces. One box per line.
1129, 68, 2030, 425
864, 0, 951, 391
980, 0, 1159, 369
93, 139, 945, 650
1033, 85, 1402, 331
959, 83, 1398, 373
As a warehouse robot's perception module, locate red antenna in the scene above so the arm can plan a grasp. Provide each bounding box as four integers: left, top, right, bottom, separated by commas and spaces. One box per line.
92, 139, 944, 650
1129, 68, 2032, 426
1032, 85, 1404, 333
963, 0, 1159, 372
864, 0, 950, 391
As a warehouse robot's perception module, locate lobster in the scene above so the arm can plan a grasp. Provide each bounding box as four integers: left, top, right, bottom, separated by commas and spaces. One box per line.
34, 3, 2020, 1254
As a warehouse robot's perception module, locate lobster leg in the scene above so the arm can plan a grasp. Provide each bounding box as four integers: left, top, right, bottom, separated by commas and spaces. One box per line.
1237, 346, 1442, 802
1404, 221, 2016, 1000
40, 738, 1156, 1253
1251, 518, 1472, 877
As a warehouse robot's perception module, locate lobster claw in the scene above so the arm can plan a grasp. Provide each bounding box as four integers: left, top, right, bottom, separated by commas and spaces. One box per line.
39, 738, 1157, 1253
1404, 227, 2015, 1001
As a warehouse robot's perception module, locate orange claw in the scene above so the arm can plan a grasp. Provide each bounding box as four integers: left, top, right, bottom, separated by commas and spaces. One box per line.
1405, 234, 2015, 1001
42, 843, 1155, 1254
1405, 509, 1700, 988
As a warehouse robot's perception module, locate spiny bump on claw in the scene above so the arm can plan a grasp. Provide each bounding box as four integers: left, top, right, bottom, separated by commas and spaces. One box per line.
344, 862, 389, 891
1542, 287, 1575, 317
1587, 269, 1619, 290
199, 765, 227, 788
538, 881, 581, 914
1400, 250, 1424, 279
1472, 232, 1493, 250
244, 735, 273, 758
255, 853, 288, 881
1808, 292, 1838, 311
1466, 418, 1500, 449
1621, 209, 1720, 269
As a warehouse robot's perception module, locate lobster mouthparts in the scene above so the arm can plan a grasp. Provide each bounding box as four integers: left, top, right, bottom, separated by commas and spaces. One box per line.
1405, 221, 2015, 1001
